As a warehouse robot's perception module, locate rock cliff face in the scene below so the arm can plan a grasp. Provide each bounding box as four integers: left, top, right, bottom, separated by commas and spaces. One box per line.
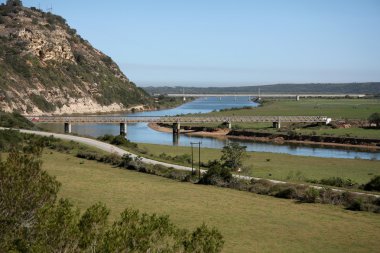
0, 2, 151, 115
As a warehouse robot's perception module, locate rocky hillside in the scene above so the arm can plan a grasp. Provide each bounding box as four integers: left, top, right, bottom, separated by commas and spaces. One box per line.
0, 1, 151, 115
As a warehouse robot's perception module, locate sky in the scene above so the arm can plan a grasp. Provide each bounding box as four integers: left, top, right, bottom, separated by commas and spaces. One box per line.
6, 0, 380, 86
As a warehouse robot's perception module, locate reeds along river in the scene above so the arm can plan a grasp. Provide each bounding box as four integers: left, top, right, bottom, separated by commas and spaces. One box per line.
42, 97, 380, 160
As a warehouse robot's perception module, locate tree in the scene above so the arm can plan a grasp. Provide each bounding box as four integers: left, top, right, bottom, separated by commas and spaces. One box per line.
0, 146, 60, 251
199, 160, 232, 185
185, 223, 224, 253
221, 142, 247, 171
78, 202, 110, 252
6, 0, 23, 7
0, 140, 224, 252
368, 112, 380, 128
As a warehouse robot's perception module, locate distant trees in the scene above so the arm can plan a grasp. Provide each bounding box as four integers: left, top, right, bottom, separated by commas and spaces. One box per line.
6, 0, 23, 7
368, 112, 380, 128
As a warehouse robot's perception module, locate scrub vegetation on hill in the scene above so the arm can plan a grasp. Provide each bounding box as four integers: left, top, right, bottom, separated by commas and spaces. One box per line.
0, 111, 35, 129
0, 0, 151, 114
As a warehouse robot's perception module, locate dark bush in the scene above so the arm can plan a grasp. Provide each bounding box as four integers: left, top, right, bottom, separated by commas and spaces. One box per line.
0, 111, 35, 129
76, 151, 99, 161
199, 162, 232, 186
248, 179, 275, 195
118, 154, 133, 168
6, 0, 23, 7
275, 186, 298, 199
98, 153, 122, 165
319, 177, 357, 188
363, 176, 380, 192
173, 154, 192, 163
97, 134, 138, 149
300, 188, 320, 203
29, 94, 56, 112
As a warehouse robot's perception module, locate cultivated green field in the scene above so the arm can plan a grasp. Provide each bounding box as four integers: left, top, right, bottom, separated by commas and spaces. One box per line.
179, 98, 380, 138
133, 143, 380, 185
295, 126, 380, 139
206, 98, 380, 119
42, 151, 380, 253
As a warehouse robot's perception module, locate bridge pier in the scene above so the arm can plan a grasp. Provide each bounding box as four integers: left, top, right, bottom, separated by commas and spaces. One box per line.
172, 122, 180, 145
172, 122, 180, 135
222, 121, 232, 129
64, 122, 71, 134
120, 122, 127, 136
273, 117, 281, 129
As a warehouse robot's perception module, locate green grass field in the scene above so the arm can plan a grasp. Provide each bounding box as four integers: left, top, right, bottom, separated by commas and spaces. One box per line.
175, 121, 380, 139
294, 126, 380, 139
41, 151, 380, 253
206, 98, 380, 119
179, 98, 380, 138
133, 143, 380, 185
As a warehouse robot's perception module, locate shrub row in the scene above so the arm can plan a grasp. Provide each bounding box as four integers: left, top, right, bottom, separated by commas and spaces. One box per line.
199, 175, 380, 213
306, 176, 380, 192
76, 152, 194, 183
306, 177, 358, 188
97, 134, 138, 149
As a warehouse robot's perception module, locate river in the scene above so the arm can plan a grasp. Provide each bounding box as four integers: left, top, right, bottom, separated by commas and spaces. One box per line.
42, 97, 380, 160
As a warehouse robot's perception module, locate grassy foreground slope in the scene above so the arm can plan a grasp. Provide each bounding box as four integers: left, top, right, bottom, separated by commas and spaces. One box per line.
133, 143, 380, 185
42, 151, 380, 253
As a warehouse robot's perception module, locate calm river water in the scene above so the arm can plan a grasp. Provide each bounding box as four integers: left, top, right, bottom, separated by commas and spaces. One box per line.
42, 97, 380, 160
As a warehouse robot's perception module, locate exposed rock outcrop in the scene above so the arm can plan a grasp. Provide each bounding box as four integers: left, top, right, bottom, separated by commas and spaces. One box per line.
0, 3, 151, 115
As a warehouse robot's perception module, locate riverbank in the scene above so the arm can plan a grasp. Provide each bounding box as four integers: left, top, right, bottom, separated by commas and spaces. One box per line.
148, 122, 230, 136
149, 123, 380, 151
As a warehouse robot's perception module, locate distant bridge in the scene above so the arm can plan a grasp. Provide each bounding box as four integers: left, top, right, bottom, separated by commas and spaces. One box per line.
167, 93, 366, 100
27, 115, 331, 137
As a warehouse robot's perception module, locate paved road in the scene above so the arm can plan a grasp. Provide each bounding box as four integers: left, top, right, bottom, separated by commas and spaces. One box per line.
2, 128, 378, 197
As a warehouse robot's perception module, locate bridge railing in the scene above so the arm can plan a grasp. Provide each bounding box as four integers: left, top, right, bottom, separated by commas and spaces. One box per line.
26, 115, 330, 124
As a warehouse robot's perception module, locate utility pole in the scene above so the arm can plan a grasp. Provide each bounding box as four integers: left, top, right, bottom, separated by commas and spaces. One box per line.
190, 143, 194, 175
198, 142, 201, 179
190, 141, 202, 178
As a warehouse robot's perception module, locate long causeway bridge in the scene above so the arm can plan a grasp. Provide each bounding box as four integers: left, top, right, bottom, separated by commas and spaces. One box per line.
27, 115, 331, 135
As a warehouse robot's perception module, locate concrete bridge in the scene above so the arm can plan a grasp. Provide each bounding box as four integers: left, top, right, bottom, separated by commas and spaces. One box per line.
27, 115, 331, 138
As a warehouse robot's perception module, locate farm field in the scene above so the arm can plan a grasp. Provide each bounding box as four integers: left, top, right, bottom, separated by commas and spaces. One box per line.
178, 98, 380, 139
133, 143, 380, 185
205, 98, 380, 119
41, 150, 380, 253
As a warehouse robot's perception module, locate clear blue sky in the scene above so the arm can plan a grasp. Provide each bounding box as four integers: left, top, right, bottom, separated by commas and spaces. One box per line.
9, 0, 380, 86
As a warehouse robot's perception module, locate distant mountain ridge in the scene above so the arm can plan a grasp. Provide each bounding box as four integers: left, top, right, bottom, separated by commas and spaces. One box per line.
143, 83, 380, 95
0, 1, 151, 115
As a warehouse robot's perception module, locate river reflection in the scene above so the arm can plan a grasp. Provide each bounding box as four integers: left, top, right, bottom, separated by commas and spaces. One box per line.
41, 97, 380, 160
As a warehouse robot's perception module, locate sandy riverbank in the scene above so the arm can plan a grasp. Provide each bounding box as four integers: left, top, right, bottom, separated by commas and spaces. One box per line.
148, 123, 380, 151
148, 123, 230, 136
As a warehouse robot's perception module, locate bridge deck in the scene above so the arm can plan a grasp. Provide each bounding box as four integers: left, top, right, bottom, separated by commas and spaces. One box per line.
27, 116, 330, 124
